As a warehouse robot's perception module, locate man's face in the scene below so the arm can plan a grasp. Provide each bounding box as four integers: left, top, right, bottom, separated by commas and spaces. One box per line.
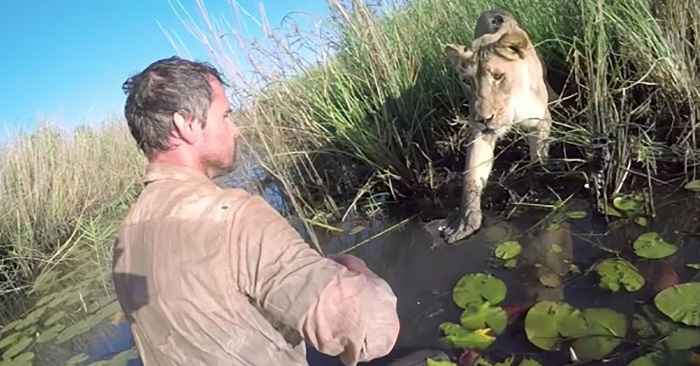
198, 78, 240, 178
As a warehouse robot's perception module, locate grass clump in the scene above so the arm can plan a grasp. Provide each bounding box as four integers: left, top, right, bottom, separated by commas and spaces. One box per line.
173, 0, 700, 229
0, 120, 146, 363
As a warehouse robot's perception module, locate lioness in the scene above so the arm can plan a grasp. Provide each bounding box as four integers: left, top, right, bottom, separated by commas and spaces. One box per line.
460, 9, 557, 103
440, 11, 552, 244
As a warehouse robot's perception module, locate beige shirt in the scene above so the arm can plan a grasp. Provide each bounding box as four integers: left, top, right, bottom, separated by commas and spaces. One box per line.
112, 163, 400, 366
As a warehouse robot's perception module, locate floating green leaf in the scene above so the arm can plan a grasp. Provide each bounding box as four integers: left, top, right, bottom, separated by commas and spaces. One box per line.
550, 244, 562, 253
518, 359, 543, 366
626, 350, 698, 366
6, 351, 34, 365
1, 336, 33, 360
426, 358, 457, 366
54, 315, 101, 344
452, 273, 507, 309
594, 258, 645, 293
684, 179, 700, 192
494, 241, 521, 260
439, 322, 495, 350
633, 312, 700, 350
0, 332, 20, 349
35, 324, 66, 344
570, 308, 628, 362
44, 310, 66, 327
634, 217, 648, 227
460, 302, 507, 335
64, 353, 90, 366
687, 264, 700, 270
538, 272, 561, 288
565, 211, 588, 219
524, 301, 587, 351
504, 259, 517, 269
627, 351, 667, 366
654, 282, 700, 326
633, 232, 678, 259
613, 192, 646, 214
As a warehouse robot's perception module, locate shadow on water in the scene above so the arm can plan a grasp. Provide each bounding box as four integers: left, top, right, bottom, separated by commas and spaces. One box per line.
81, 160, 700, 366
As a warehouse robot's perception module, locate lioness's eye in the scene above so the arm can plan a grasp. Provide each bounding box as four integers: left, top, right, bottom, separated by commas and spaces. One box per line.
493, 73, 504, 81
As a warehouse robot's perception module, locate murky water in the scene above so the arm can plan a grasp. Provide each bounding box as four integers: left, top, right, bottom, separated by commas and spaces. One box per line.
79, 165, 700, 365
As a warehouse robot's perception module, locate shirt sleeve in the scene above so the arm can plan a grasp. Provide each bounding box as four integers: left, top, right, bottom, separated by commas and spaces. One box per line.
297, 268, 400, 365
227, 194, 400, 364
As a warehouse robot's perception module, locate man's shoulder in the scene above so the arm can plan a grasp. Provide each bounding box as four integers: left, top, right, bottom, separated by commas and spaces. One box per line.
215, 188, 276, 214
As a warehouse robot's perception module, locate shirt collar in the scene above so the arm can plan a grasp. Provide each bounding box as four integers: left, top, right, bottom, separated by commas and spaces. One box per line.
143, 163, 212, 185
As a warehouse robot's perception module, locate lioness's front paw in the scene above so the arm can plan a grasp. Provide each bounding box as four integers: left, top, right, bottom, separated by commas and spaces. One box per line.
440, 208, 483, 244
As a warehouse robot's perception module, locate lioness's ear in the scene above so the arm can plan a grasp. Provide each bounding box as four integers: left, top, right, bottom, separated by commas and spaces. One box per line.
495, 29, 531, 60
444, 43, 472, 68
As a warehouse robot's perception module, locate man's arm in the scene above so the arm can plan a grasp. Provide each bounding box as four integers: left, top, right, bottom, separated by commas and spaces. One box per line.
298, 261, 400, 365
227, 194, 400, 364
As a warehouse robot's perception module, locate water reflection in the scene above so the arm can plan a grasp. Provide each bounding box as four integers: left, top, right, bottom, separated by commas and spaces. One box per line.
82, 162, 700, 365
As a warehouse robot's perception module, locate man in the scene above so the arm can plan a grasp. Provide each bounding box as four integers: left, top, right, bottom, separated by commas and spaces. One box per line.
112, 56, 400, 366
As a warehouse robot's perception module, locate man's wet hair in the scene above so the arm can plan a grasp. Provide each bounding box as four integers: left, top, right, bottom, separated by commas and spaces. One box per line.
122, 56, 227, 156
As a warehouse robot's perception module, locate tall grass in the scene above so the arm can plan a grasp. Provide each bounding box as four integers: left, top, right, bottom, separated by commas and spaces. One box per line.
0, 120, 145, 321
169, 0, 700, 227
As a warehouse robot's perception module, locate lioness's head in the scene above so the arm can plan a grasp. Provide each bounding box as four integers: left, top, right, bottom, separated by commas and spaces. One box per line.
445, 28, 548, 135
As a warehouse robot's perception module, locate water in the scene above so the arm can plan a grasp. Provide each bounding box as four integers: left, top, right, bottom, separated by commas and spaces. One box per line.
78, 164, 700, 366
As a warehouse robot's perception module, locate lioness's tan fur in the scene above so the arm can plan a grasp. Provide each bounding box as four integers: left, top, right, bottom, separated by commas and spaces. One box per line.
440, 9, 552, 244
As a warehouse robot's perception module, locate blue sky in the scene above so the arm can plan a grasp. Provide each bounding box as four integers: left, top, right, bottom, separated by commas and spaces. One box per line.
0, 0, 331, 139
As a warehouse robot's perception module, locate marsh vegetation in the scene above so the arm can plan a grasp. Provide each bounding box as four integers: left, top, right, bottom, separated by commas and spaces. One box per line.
3, 0, 700, 364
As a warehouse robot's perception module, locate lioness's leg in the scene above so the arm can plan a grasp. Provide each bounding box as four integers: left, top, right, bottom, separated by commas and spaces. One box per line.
441, 130, 497, 244
527, 109, 552, 165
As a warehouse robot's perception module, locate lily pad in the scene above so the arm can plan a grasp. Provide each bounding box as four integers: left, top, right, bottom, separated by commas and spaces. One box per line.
613, 192, 646, 214
504, 259, 518, 269
570, 308, 628, 362
518, 359, 543, 366
426, 359, 457, 366
634, 217, 648, 227
54, 315, 101, 344
7, 351, 34, 365
565, 211, 588, 219
627, 351, 667, 366
633, 232, 678, 259
632, 312, 700, 350
439, 322, 496, 350
2, 335, 33, 359
494, 241, 521, 260
654, 282, 700, 326
460, 302, 508, 335
538, 272, 562, 288
627, 350, 698, 366
44, 310, 67, 327
684, 179, 700, 192
594, 258, 645, 293
524, 301, 587, 351
65, 353, 90, 366
452, 273, 507, 309
0, 332, 20, 349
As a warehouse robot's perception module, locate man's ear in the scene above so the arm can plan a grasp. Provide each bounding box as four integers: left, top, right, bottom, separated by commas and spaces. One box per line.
495, 29, 531, 60
172, 111, 198, 145
444, 43, 473, 69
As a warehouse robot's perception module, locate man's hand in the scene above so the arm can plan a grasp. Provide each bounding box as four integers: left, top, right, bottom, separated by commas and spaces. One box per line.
326, 253, 377, 277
